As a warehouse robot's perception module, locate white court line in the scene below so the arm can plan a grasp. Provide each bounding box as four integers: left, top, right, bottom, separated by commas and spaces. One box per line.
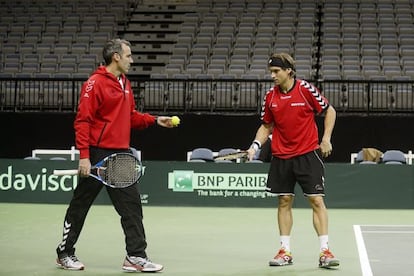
363, 230, 414, 234
353, 225, 373, 276
357, 224, 414, 227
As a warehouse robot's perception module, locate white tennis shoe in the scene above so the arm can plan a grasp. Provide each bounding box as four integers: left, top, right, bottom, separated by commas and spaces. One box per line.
56, 255, 85, 270
122, 256, 163, 272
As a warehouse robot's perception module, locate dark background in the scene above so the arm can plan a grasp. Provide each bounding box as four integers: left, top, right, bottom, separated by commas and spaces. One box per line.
1, 112, 413, 162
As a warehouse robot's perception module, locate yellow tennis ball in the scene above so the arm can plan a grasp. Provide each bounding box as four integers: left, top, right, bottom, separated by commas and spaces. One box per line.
171, 116, 180, 126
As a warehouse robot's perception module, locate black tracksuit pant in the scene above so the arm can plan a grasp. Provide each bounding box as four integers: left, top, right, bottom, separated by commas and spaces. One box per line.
56, 147, 147, 258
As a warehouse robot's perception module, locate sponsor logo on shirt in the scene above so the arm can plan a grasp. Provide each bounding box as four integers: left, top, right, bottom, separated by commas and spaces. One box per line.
291, 102, 305, 106
84, 80, 96, 98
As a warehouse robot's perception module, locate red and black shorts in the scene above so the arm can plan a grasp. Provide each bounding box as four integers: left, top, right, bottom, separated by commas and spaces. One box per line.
266, 149, 326, 196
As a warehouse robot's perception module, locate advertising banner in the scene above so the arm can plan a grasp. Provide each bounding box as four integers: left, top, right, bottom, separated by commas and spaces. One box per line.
1, 159, 413, 208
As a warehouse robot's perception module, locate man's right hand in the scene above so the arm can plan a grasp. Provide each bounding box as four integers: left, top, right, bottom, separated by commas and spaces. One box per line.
247, 148, 257, 161
78, 158, 91, 177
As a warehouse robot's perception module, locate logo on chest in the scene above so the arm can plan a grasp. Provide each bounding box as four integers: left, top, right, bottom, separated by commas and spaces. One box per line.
275, 95, 306, 108
291, 102, 305, 106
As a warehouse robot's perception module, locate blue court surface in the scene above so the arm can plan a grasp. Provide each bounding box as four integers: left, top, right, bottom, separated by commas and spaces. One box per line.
354, 225, 414, 276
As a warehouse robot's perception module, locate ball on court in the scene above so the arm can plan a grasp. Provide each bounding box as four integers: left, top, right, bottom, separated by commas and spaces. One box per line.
171, 116, 180, 126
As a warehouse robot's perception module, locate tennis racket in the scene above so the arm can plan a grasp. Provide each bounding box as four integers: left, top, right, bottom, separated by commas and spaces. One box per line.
214, 151, 248, 161
53, 152, 142, 188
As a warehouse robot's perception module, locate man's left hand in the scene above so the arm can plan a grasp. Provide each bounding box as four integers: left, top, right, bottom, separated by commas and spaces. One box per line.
320, 140, 333, 157
156, 116, 175, 128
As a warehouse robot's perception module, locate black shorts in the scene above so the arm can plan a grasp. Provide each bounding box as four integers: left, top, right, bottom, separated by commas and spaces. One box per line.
266, 149, 326, 196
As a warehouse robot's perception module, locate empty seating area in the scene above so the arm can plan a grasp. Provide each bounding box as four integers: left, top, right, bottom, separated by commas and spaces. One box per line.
320, 0, 414, 81
351, 149, 413, 165
1, 0, 414, 114
1, 0, 414, 81
127, 0, 414, 81
166, 0, 414, 80
166, 0, 319, 79
0, 0, 130, 78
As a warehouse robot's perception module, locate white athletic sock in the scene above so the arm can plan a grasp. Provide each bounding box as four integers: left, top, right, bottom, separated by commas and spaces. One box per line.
319, 235, 329, 251
280, 235, 291, 252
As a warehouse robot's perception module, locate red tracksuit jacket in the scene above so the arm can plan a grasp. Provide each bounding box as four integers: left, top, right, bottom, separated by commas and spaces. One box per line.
74, 66, 156, 159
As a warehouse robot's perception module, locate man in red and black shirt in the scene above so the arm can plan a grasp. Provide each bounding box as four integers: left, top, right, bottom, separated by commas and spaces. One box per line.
246, 53, 339, 269
56, 39, 174, 273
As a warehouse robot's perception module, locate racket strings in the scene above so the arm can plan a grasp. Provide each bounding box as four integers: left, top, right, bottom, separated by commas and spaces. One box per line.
215, 151, 248, 161
105, 155, 141, 187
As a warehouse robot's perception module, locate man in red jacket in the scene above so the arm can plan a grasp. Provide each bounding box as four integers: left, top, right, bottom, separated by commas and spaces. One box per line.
246, 53, 339, 269
56, 39, 174, 272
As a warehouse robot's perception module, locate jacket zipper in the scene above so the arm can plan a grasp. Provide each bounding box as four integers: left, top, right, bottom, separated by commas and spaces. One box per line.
96, 123, 107, 146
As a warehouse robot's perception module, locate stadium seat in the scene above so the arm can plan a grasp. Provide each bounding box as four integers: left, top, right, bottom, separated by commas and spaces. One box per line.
189, 148, 214, 162
382, 150, 407, 164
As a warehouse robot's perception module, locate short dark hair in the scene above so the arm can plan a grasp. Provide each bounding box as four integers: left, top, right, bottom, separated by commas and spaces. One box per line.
268, 53, 296, 77
102, 39, 131, 65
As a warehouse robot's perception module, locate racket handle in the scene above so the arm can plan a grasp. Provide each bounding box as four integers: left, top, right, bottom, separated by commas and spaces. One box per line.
53, 169, 79, 176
